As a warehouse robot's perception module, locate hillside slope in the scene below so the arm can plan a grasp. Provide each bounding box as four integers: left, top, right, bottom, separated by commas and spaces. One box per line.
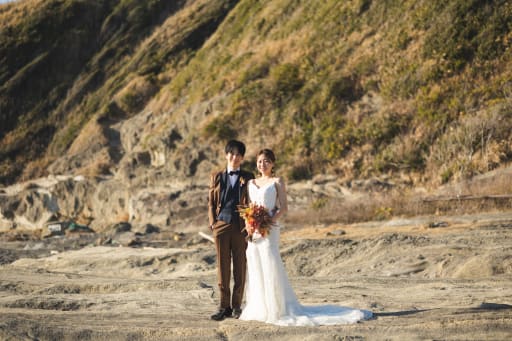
1, 0, 511, 186
0, 0, 511, 232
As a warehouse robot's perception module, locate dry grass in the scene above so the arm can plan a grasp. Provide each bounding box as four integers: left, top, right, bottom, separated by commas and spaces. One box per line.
286, 190, 422, 227
113, 76, 158, 114
68, 120, 107, 156
77, 158, 112, 178
427, 104, 512, 185
286, 191, 512, 228
20, 156, 54, 182
2, 0, 511, 190
285, 167, 512, 227
0, 0, 42, 28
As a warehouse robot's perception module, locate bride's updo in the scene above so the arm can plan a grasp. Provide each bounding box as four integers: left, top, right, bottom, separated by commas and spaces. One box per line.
258, 149, 276, 163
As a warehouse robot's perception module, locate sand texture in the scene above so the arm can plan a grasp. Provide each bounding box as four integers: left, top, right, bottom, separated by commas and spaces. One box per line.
1, 212, 511, 340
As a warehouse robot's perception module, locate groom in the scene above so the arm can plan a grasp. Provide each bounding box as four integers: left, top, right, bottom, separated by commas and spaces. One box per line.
208, 139, 254, 321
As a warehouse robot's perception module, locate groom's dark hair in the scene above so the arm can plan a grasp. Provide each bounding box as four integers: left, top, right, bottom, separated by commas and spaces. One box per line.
225, 139, 246, 156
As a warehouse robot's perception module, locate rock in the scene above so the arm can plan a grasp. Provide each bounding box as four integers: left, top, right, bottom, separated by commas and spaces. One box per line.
113, 232, 139, 247
349, 178, 395, 192
142, 224, 160, 234
312, 174, 338, 185
427, 221, 449, 228
327, 229, 346, 236
133, 224, 159, 236
127, 237, 142, 247
96, 236, 112, 246
113, 222, 132, 233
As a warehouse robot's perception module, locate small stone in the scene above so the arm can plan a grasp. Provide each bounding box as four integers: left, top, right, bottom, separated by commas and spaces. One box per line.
327, 229, 346, 236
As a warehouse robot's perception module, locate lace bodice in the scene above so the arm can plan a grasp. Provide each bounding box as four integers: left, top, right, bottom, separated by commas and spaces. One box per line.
248, 181, 277, 210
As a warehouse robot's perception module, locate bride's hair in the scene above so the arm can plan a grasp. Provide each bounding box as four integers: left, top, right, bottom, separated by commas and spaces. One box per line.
258, 149, 276, 163
258, 149, 276, 176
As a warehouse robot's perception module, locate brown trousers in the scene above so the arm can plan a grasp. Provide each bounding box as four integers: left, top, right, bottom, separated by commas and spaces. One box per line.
213, 220, 247, 310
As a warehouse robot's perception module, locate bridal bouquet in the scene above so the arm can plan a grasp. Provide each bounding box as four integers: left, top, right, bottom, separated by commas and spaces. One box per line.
238, 203, 273, 240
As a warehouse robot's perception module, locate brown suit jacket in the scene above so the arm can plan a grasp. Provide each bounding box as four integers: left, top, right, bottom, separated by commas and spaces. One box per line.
208, 169, 255, 236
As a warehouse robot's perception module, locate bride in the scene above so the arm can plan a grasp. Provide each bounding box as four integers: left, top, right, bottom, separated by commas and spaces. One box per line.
239, 149, 373, 326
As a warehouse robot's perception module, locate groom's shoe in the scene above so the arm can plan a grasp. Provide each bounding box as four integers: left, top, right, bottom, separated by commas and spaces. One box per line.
233, 308, 242, 319
211, 307, 232, 321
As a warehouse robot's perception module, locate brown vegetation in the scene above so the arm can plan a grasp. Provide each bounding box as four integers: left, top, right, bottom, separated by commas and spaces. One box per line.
0, 0, 511, 193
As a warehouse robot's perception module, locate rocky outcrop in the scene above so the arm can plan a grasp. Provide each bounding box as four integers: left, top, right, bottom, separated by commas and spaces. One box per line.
0, 173, 210, 235
0, 176, 92, 232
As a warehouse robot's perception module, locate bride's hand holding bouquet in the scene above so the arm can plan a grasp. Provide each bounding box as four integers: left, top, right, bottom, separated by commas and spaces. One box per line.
238, 203, 273, 241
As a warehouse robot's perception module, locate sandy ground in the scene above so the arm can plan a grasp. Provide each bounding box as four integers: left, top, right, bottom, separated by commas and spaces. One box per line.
1, 212, 512, 340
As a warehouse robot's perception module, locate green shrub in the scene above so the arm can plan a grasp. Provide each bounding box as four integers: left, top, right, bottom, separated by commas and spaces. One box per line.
231, 81, 274, 121
423, 0, 512, 70
440, 167, 454, 184
270, 63, 303, 105
316, 114, 348, 159
374, 139, 426, 173
288, 163, 313, 181
203, 116, 237, 141
311, 196, 329, 210
416, 85, 447, 125
395, 29, 412, 50
327, 74, 361, 102
374, 206, 393, 221
238, 61, 270, 83
382, 61, 422, 100
354, 56, 378, 77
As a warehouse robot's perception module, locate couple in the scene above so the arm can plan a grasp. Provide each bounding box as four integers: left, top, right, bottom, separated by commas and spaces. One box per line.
207, 140, 372, 326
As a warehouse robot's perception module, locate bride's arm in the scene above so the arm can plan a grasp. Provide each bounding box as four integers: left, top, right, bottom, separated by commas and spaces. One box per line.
272, 177, 288, 222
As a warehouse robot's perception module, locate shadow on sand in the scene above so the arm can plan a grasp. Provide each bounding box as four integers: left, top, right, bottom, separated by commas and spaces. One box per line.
373, 309, 431, 318
472, 302, 512, 311
372, 302, 512, 319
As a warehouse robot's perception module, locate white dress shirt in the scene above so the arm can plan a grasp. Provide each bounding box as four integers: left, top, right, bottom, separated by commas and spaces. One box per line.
227, 168, 240, 187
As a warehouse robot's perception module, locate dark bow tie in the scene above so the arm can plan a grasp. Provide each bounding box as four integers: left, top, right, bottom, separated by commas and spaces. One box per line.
228, 170, 240, 176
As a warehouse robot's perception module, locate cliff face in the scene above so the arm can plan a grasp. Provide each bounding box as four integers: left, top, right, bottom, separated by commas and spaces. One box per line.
0, 0, 511, 232
0, 0, 238, 184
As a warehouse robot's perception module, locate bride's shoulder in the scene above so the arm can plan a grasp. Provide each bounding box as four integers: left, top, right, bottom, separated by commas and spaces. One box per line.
273, 177, 286, 187
273, 176, 285, 182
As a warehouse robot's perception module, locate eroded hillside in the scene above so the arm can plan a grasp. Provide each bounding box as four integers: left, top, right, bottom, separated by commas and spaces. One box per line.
1, 0, 511, 187
0, 0, 511, 233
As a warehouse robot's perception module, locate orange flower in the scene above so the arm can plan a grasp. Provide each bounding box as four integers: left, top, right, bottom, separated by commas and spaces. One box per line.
238, 203, 273, 241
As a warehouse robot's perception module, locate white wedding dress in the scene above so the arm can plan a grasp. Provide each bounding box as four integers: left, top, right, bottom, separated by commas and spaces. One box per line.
239, 180, 373, 326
